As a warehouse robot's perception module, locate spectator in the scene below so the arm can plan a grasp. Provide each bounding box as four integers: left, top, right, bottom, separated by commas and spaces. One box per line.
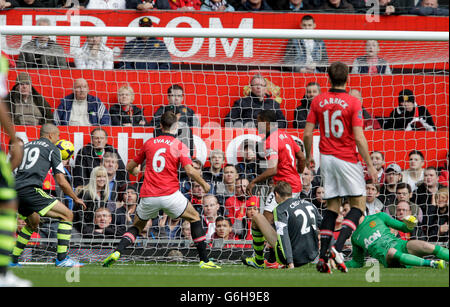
383, 89, 436, 131
158, 214, 183, 240
54, 78, 111, 126
224, 74, 287, 128
169, 0, 201, 10
86, 0, 126, 9
6, 0, 60, 7
224, 177, 253, 226
402, 150, 425, 192
120, 17, 172, 70
210, 216, 241, 248
82, 207, 125, 239
126, 0, 171, 10
73, 166, 110, 235
351, 0, 413, 15
110, 184, 138, 228
187, 181, 206, 215
410, 0, 448, 16
73, 127, 127, 189
392, 200, 423, 240
236, 140, 262, 181
150, 84, 200, 128
283, 15, 328, 73
217, 164, 239, 200
320, 0, 355, 12
351, 40, 392, 75
378, 163, 402, 208
181, 220, 192, 241
16, 18, 67, 69
370, 151, 386, 184
428, 187, 448, 242
202, 195, 221, 241
312, 185, 327, 214
201, 0, 235, 11
203, 149, 225, 184
273, 0, 318, 11
238, 0, 272, 10
150, 84, 198, 156
412, 166, 446, 231
438, 151, 449, 187
293, 82, 321, 129
384, 182, 423, 223
365, 179, 384, 215
348, 89, 382, 130
299, 166, 314, 203
73, 36, 114, 69
110, 85, 148, 127
101, 151, 127, 205
5, 72, 53, 126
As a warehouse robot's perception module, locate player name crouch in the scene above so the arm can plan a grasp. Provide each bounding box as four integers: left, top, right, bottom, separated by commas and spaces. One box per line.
179, 291, 214, 304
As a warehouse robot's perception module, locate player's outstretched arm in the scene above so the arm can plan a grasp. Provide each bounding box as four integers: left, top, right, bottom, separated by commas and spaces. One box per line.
380, 212, 416, 233
353, 126, 377, 183
184, 164, 210, 194
54, 173, 86, 210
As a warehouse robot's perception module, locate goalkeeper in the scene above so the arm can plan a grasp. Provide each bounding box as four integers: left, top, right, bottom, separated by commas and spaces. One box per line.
345, 210, 448, 269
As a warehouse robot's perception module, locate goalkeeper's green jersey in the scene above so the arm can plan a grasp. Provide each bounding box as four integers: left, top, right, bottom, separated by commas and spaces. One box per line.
346, 212, 412, 268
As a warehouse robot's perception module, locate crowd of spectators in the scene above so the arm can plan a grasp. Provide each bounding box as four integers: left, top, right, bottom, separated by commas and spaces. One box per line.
2, 4, 447, 250
1, 0, 448, 15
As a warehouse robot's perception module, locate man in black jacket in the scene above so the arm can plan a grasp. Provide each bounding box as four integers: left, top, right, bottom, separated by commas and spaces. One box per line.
225, 74, 287, 128
383, 89, 436, 131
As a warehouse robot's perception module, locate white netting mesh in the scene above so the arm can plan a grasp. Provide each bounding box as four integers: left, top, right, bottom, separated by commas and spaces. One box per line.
1, 11, 448, 265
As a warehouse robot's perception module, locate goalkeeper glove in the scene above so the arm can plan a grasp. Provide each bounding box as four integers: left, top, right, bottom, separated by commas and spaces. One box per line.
402, 215, 418, 230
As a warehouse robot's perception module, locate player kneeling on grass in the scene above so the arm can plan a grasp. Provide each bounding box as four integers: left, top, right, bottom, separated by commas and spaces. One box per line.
345, 209, 448, 269
103, 111, 220, 269
243, 181, 322, 269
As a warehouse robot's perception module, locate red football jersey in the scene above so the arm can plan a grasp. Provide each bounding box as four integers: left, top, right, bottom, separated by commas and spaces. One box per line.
134, 134, 192, 197
264, 130, 302, 193
306, 89, 364, 163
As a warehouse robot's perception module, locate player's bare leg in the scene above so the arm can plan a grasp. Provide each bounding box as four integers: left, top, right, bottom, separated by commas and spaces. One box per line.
181, 202, 221, 269
317, 197, 340, 273
406, 240, 449, 267
261, 210, 279, 268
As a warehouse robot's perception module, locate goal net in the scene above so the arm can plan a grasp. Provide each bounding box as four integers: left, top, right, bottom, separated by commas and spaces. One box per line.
0, 10, 448, 265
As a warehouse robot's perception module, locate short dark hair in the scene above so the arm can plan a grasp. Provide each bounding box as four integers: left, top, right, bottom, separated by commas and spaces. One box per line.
257, 110, 277, 123
328, 62, 349, 87
409, 150, 424, 160
301, 15, 315, 23
161, 111, 178, 130
274, 181, 292, 198
168, 84, 184, 95
366, 178, 380, 192
306, 81, 320, 89
396, 182, 412, 194
215, 216, 231, 226
371, 151, 385, 160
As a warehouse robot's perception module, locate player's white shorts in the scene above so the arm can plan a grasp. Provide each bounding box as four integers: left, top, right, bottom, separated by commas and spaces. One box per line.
320, 154, 366, 200
263, 191, 301, 213
136, 190, 188, 221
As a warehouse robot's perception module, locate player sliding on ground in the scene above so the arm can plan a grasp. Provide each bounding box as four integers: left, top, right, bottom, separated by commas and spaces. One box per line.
345, 212, 448, 269
243, 181, 321, 269
103, 111, 220, 269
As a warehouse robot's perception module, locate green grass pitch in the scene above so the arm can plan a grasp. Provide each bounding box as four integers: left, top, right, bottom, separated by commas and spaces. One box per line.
10, 263, 449, 287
